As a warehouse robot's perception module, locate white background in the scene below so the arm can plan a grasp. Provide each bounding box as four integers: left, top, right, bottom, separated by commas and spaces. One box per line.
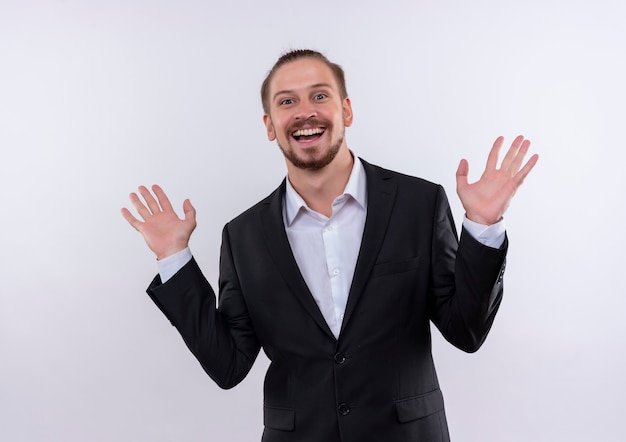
1, 1, 625, 441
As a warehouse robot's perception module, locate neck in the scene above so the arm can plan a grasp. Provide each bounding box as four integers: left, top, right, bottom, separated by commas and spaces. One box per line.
287, 145, 354, 217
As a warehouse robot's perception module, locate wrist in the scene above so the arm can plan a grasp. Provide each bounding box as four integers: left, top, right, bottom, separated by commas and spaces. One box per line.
156, 244, 189, 261
465, 212, 502, 226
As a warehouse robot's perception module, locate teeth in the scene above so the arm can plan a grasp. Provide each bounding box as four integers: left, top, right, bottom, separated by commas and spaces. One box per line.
293, 127, 324, 137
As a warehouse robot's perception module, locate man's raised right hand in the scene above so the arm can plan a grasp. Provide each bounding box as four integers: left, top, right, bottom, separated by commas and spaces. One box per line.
121, 185, 197, 260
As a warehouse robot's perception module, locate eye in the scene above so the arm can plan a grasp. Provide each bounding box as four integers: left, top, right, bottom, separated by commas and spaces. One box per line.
279, 98, 294, 106
313, 93, 327, 101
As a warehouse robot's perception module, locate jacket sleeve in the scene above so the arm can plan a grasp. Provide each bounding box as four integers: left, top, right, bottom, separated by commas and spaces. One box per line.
428, 185, 508, 353
146, 225, 261, 389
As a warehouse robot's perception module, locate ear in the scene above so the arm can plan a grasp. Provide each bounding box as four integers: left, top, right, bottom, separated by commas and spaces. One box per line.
263, 114, 276, 141
342, 97, 353, 127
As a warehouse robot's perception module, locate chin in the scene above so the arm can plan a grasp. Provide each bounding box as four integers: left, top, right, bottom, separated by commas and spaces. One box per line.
283, 147, 337, 171
278, 133, 344, 171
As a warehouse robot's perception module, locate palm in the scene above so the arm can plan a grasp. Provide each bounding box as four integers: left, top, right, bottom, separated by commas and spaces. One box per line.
121, 185, 197, 260
456, 136, 538, 225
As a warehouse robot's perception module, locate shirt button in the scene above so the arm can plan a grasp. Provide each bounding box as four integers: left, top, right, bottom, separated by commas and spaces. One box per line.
334, 353, 346, 365
332, 268, 340, 276
338, 403, 350, 416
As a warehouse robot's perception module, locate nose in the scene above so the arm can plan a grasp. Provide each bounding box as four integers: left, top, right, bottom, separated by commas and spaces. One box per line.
294, 99, 317, 120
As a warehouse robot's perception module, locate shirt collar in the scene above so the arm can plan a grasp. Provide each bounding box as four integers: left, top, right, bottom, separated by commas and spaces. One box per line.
284, 154, 367, 226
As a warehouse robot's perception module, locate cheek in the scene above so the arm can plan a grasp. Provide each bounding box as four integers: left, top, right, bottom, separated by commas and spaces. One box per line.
274, 119, 291, 138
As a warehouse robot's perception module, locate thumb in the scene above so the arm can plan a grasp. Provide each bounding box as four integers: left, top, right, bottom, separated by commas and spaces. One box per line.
182, 199, 196, 224
456, 159, 469, 191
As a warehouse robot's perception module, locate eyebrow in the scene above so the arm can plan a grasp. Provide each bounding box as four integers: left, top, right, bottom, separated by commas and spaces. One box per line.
272, 83, 333, 102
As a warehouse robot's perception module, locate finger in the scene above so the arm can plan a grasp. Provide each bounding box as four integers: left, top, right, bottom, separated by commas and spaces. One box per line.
129, 192, 153, 220
508, 139, 531, 173
152, 184, 174, 212
514, 153, 539, 186
121, 207, 143, 231
138, 185, 162, 214
486, 136, 504, 170
500, 135, 524, 172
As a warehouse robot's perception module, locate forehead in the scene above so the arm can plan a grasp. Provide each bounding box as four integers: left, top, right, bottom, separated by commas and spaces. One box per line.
270, 58, 339, 96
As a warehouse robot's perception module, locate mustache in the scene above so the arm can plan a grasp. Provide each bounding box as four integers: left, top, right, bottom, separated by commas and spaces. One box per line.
287, 118, 330, 133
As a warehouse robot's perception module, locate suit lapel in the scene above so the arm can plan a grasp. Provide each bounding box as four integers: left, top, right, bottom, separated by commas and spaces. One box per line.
340, 160, 397, 335
260, 181, 336, 340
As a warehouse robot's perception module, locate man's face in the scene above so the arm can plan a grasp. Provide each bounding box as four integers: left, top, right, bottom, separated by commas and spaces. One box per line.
263, 58, 353, 171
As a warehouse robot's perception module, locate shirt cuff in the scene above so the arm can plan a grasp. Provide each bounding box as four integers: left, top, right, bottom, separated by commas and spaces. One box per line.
462, 216, 506, 249
157, 247, 193, 283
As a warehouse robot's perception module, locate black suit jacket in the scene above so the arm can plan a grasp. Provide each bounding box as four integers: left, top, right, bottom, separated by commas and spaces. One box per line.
147, 159, 507, 442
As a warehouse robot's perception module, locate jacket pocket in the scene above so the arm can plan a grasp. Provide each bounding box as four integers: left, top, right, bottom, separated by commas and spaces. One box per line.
263, 405, 295, 431
394, 389, 444, 423
371, 256, 419, 278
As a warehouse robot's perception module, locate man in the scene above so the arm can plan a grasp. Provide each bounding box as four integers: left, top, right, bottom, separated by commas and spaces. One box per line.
122, 49, 538, 441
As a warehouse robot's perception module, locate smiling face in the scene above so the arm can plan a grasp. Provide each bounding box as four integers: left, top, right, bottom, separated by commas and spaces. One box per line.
263, 57, 353, 171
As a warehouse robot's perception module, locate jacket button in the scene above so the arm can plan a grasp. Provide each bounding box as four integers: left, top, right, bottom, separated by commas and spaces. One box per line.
338, 403, 350, 416
334, 353, 346, 364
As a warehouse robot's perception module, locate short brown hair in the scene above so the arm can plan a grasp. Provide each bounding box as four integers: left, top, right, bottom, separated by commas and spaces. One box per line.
260, 49, 348, 114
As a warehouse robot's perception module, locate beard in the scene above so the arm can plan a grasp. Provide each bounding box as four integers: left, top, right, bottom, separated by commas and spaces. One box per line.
278, 135, 343, 171
276, 118, 344, 171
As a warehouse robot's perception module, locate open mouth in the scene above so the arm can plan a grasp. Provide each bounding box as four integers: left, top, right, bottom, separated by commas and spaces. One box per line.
292, 127, 326, 142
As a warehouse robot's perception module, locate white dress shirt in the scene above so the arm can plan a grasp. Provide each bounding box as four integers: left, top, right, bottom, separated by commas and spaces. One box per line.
282, 157, 367, 337
157, 157, 505, 338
